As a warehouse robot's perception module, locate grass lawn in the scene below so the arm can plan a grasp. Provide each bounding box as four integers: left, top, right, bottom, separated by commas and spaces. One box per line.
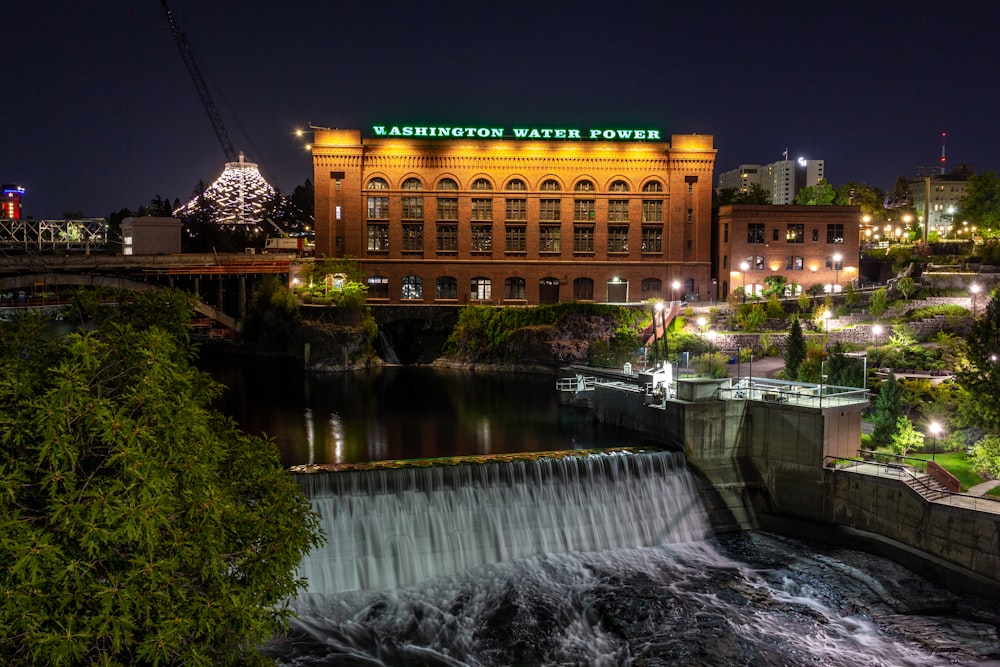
912, 451, 985, 492
988, 486, 1000, 498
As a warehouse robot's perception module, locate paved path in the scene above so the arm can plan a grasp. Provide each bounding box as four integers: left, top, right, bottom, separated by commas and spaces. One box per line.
967, 479, 1000, 496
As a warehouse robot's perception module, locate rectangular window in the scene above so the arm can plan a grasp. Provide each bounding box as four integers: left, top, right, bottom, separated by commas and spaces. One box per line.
471, 198, 493, 221
608, 200, 629, 222
401, 196, 423, 219
773, 228, 779, 242
812, 229, 820, 241
367, 223, 388, 252
367, 196, 389, 219
642, 200, 662, 222
505, 225, 526, 252
826, 255, 844, 270
574, 199, 596, 222
608, 226, 629, 253
827, 223, 845, 243
436, 224, 457, 252
573, 226, 595, 252
539, 198, 561, 221
786, 224, 804, 244
723, 223, 729, 243
471, 224, 492, 252
686, 208, 693, 222
504, 198, 526, 221
747, 223, 765, 244
540, 225, 561, 253
785, 255, 805, 270
402, 224, 423, 252
437, 197, 458, 220
641, 226, 663, 253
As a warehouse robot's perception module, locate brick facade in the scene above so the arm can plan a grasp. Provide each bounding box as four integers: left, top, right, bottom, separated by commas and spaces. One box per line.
717, 204, 862, 299
311, 129, 716, 305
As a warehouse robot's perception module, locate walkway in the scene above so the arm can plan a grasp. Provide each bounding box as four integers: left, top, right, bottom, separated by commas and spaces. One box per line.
967, 479, 1000, 496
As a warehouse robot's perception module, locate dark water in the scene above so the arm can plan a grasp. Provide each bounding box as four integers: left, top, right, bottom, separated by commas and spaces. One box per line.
198, 354, 622, 468
198, 356, 1000, 666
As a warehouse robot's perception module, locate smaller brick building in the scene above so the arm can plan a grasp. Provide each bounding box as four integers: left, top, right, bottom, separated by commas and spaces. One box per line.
717, 205, 861, 299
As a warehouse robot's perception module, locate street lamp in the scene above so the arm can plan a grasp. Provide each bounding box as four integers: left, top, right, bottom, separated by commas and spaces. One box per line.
928, 421, 942, 462
823, 309, 832, 333
739, 261, 749, 303
872, 324, 883, 355
971, 283, 981, 318
671, 280, 681, 304
651, 301, 664, 367
833, 252, 842, 293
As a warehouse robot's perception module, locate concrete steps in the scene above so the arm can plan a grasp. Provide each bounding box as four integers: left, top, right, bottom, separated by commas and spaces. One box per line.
903, 473, 952, 502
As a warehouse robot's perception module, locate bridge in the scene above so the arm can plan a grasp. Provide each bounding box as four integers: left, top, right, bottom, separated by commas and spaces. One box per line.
0, 253, 294, 333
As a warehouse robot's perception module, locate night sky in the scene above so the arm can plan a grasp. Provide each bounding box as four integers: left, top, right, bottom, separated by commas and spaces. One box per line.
6, 1, 997, 219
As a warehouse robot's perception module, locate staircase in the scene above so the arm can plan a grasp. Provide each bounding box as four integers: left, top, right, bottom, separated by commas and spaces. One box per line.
903, 473, 952, 502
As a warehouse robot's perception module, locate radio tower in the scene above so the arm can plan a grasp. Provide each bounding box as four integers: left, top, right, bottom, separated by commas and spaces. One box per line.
940, 132, 947, 175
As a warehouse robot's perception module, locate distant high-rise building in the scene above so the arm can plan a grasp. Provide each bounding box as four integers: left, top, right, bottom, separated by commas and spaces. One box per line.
717, 157, 825, 205
2, 184, 25, 219
909, 164, 974, 238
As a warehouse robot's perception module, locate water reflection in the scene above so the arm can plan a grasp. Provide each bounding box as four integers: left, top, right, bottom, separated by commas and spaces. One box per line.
198, 356, 627, 467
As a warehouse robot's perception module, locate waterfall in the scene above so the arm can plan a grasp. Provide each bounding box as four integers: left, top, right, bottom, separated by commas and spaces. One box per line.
376, 330, 400, 365
294, 450, 710, 595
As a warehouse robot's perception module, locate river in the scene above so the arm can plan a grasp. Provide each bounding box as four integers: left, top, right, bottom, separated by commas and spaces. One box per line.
198, 355, 1000, 666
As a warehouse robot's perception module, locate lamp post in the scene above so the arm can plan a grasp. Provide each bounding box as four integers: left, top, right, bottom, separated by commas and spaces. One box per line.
823, 309, 832, 334
971, 283, 981, 318
740, 261, 749, 303
872, 324, 883, 356
651, 301, 663, 368
928, 420, 942, 462
671, 279, 681, 304
833, 252, 842, 294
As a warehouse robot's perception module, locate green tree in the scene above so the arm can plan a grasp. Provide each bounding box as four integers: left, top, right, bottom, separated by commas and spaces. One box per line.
825, 342, 864, 388
732, 183, 772, 204
783, 318, 806, 380
889, 416, 925, 455
835, 181, 887, 219
896, 276, 916, 300
958, 288, 1000, 430
970, 434, 1000, 479
871, 373, 903, 448
958, 171, 1000, 230
0, 313, 322, 665
869, 287, 888, 319
793, 179, 837, 205
735, 303, 766, 332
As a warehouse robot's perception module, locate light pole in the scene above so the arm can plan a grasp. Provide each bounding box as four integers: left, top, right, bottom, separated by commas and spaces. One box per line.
823, 309, 832, 334
671, 280, 681, 304
971, 283, 981, 318
928, 420, 942, 462
872, 324, 883, 356
833, 252, 842, 294
652, 301, 663, 368
740, 261, 749, 303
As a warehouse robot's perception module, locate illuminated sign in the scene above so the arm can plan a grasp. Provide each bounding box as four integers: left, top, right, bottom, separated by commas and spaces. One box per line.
371, 126, 662, 141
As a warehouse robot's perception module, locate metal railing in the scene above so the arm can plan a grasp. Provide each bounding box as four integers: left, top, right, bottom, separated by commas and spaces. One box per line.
716, 377, 869, 408
823, 454, 1000, 514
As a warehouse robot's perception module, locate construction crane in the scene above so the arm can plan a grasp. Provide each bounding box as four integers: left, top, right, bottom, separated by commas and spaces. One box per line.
159, 0, 237, 162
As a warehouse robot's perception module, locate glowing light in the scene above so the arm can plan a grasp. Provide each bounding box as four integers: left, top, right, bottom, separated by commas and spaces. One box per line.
173, 153, 275, 226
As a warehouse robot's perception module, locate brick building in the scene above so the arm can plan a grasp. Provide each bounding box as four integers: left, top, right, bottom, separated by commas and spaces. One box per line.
717, 204, 862, 299
310, 127, 716, 305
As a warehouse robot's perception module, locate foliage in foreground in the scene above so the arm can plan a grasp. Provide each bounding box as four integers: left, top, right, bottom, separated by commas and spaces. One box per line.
0, 317, 323, 666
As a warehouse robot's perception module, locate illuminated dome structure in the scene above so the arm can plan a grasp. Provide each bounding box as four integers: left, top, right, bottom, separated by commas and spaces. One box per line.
174, 153, 274, 226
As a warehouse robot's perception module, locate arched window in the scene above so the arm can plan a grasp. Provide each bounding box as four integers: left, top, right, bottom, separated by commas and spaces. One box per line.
401, 275, 423, 300
436, 276, 457, 299
437, 178, 458, 190
642, 181, 663, 193
505, 277, 526, 300
641, 278, 662, 297
505, 179, 527, 191
540, 179, 561, 191
609, 180, 630, 192
471, 178, 493, 191
367, 275, 389, 299
402, 177, 423, 190
574, 180, 595, 192
367, 177, 389, 190
471, 277, 492, 301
